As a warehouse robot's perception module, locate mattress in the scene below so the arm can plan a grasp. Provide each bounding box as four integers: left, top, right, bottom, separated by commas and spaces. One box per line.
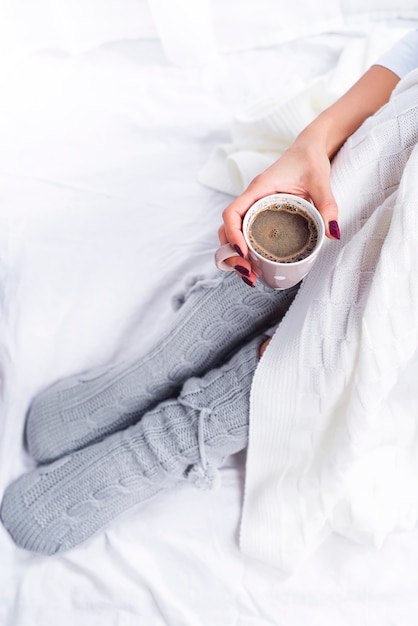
1, 1, 418, 624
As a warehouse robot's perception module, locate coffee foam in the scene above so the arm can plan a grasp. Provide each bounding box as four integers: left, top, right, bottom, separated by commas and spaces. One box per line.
247, 203, 319, 263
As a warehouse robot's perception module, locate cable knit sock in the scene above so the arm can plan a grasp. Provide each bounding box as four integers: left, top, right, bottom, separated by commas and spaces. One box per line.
26, 271, 297, 464
1, 334, 263, 555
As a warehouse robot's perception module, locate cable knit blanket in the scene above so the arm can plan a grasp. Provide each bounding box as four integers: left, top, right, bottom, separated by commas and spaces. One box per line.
201, 44, 418, 571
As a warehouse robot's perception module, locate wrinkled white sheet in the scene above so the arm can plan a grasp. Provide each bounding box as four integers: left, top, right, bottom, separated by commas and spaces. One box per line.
1, 4, 418, 625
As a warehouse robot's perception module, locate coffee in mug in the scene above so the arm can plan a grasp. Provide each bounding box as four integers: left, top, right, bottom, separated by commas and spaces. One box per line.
215, 193, 325, 290
247, 202, 319, 263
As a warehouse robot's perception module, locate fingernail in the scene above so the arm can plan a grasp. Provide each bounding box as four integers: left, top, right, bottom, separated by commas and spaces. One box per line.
328, 220, 340, 240
241, 276, 255, 288
235, 265, 250, 277
234, 244, 244, 257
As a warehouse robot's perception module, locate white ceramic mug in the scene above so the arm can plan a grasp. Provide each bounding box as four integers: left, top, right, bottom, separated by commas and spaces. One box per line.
215, 193, 325, 290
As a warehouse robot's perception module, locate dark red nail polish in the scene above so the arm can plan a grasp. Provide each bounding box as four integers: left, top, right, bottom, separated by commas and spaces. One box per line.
241, 276, 255, 288
329, 220, 340, 240
235, 265, 250, 277
234, 244, 244, 257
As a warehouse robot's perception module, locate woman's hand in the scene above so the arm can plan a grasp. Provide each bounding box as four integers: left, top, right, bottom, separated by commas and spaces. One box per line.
218, 64, 400, 287
218, 135, 339, 286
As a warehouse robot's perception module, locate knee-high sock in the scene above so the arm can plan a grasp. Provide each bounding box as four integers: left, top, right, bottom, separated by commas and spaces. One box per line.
26, 271, 297, 463
1, 335, 264, 555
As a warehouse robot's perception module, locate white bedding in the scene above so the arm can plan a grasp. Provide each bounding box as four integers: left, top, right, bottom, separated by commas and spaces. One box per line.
1, 2, 418, 624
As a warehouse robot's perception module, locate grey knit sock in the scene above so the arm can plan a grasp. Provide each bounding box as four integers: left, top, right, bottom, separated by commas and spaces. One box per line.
1, 334, 264, 555
26, 271, 297, 463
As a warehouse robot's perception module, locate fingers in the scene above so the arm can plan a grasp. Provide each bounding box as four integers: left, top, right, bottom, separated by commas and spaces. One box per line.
219, 186, 269, 289
218, 190, 262, 287
221, 184, 268, 255
217, 224, 257, 287
220, 201, 248, 257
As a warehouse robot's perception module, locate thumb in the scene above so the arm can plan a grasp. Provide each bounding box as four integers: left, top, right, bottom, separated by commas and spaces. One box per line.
310, 180, 340, 240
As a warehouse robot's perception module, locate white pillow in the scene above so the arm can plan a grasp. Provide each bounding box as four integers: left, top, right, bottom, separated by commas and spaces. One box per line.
0, 0, 157, 58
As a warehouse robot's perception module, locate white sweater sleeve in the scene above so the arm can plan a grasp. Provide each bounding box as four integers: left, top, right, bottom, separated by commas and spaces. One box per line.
374, 29, 418, 78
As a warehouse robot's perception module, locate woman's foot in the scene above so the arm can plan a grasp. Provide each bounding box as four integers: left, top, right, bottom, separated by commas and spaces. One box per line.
2, 335, 265, 554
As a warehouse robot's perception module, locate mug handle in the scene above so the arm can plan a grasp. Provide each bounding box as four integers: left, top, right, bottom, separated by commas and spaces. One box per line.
214, 243, 239, 271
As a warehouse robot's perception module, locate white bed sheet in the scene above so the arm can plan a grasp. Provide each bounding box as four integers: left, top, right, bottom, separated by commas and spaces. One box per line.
1, 4, 418, 625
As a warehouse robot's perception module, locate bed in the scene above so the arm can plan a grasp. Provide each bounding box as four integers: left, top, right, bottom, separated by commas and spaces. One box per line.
1, 1, 418, 624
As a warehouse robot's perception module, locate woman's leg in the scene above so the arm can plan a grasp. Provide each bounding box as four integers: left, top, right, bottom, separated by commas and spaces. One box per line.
1, 334, 266, 555
26, 271, 297, 464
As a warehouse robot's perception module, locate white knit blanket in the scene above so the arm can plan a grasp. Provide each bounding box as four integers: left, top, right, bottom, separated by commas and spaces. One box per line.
242, 73, 418, 573
201, 42, 418, 572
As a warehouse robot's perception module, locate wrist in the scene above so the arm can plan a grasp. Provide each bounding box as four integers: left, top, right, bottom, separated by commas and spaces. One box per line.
296, 107, 354, 161
292, 122, 333, 161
